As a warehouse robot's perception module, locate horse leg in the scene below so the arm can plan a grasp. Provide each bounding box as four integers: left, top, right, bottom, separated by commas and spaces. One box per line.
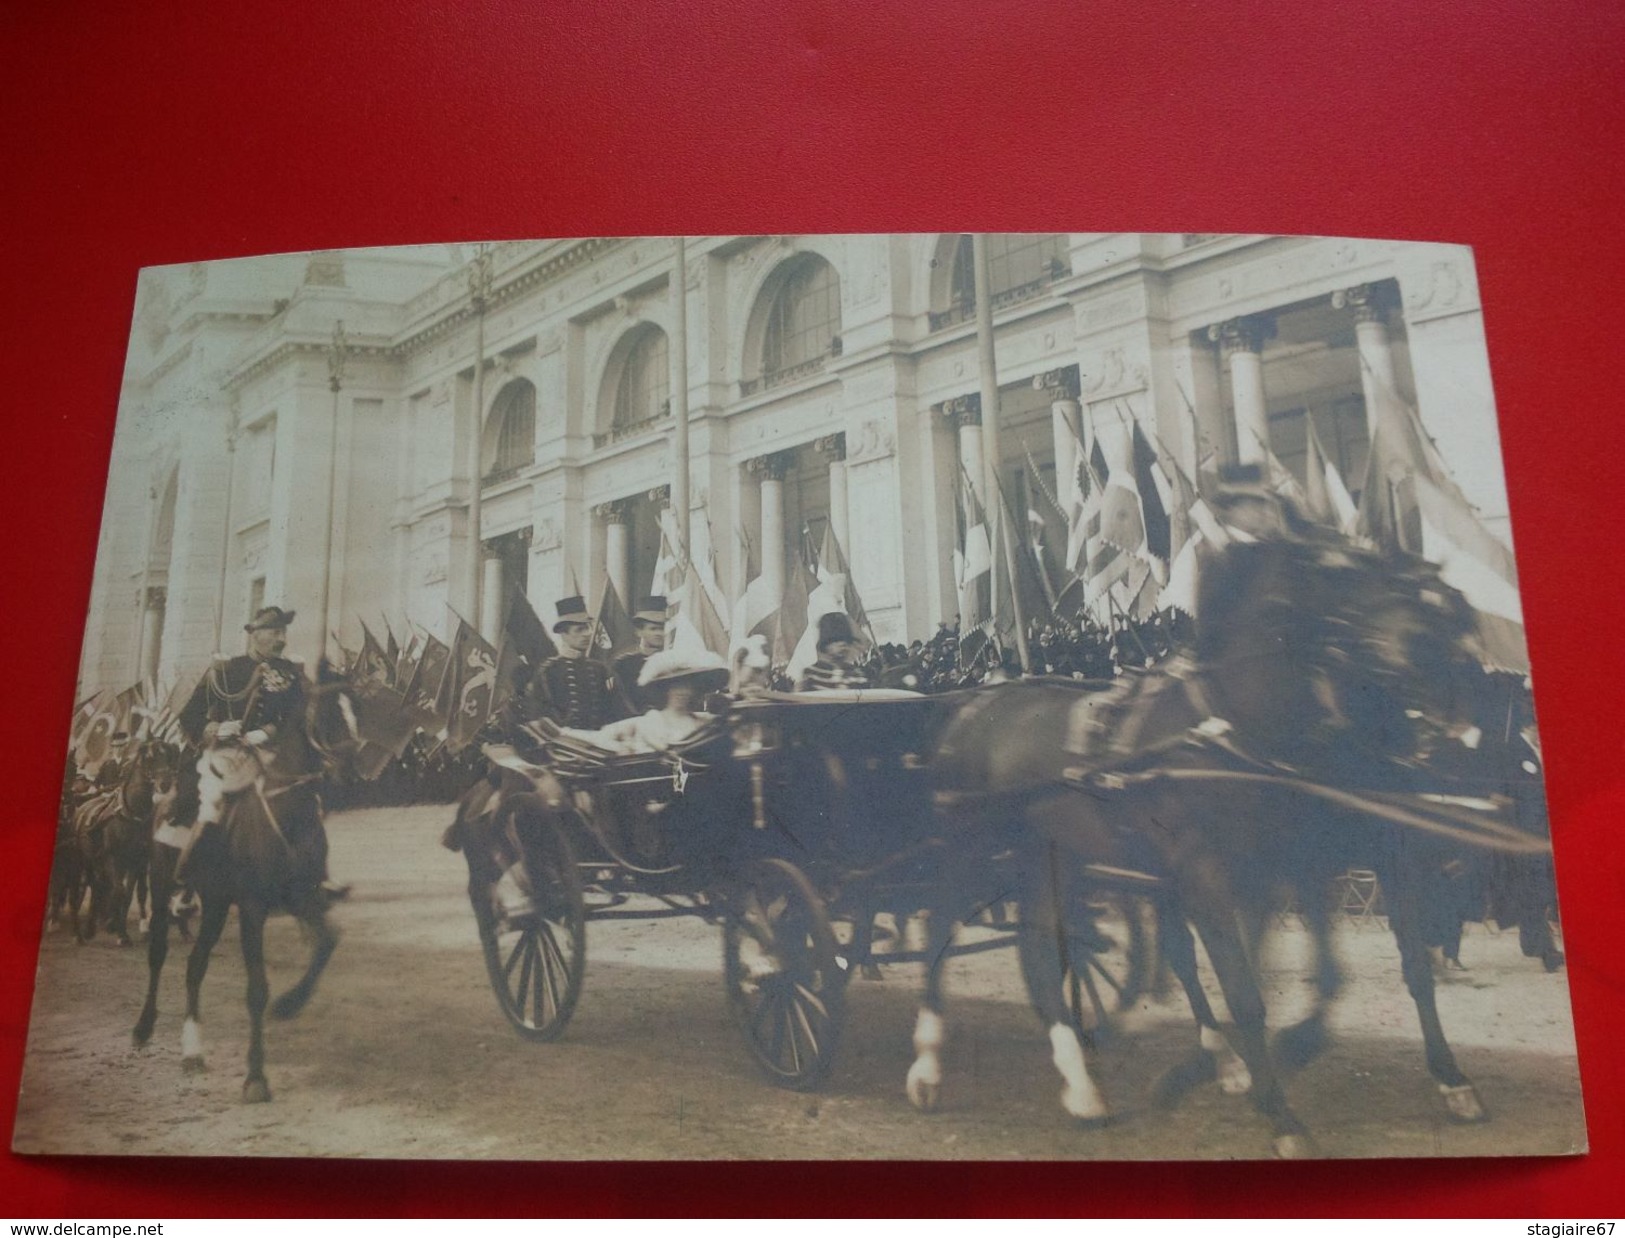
1273, 882, 1340, 1072
904, 897, 958, 1112
1380, 855, 1487, 1123
111, 856, 136, 947
1015, 847, 1109, 1125
1184, 892, 1315, 1158
1152, 902, 1253, 1106
132, 850, 174, 1047
239, 902, 272, 1103
180, 896, 230, 1073
270, 886, 340, 1021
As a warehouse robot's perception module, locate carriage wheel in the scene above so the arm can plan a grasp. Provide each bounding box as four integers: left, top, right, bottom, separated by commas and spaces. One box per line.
475, 805, 586, 1043
723, 858, 845, 1090
1062, 892, 1156, 1045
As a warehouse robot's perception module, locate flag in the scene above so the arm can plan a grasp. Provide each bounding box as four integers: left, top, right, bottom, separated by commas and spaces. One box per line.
1157, 453, 1224, 617
1413, 474, 1528, 673
731, 525, 777, 651
445, 620, 500, 752
382, 619, 400, 674
591, 578, 639, 661
672, 564, 732, 658
394, 630, 421, 688
1128, 417, 1172, 570
752, 556, 816, 668
356, 622, 393, 688
1303, 418, 1358, 533
957, 465, 993, 629
502, 591, 556, 670
349, 680, 418, 761
817, 522, 872, 640
652, 508, 685, 599
402, 633, 452, 731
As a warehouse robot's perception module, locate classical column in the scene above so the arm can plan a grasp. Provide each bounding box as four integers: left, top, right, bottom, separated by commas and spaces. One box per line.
465, 244, 495, 633
213, 421, 238, 652
1035, 366, 1082, 510
748, 450, 797, 602
139, 586, 166, 681
936, 394, 984, 504
1208, 316, 1275, 465
593, 498, 634, 603
480, 550, 505, 641
317, 320, 347, 663
815, 433, 848, 551
1334, 283, 1401, 443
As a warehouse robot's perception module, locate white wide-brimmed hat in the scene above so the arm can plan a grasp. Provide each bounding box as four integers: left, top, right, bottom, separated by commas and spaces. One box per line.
637, 648, 731, 692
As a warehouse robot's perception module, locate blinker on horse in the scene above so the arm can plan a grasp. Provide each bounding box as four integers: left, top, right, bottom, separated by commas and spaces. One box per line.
912, 537, 1554, 1157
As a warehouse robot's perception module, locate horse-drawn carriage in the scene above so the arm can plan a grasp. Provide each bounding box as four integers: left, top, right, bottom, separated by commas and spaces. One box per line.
453, 687, 1150, 1089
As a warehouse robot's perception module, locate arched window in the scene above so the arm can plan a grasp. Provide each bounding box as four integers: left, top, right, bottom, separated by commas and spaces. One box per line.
761, 256, 841, 380
936, 233, 1068, 329
487, 379, 535, 481
613, 327, 670, 430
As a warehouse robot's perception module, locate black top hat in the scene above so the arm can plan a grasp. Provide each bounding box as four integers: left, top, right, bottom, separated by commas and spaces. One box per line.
245, 606, 297, 632
552, 596, 590, 632
633, 596, 668, 626
816, 610, 860, 652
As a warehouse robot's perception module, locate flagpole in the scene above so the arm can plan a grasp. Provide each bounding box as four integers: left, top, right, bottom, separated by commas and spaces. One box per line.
465, 247, 497, 638
671, 236, 691, 567
971, 235, 1030, 673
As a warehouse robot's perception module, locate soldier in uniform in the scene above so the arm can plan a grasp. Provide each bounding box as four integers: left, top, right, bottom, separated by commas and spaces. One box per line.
174, 606, 346, 896
612, 595, 668, 717
796, 612, 875, 691
525, 596, 615, 730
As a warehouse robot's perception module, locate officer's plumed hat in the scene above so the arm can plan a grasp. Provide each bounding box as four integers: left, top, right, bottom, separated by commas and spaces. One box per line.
552, 596, 590, 632
633, 596, 668, 626
816, 611, 860, 652
245, 606, 296, 632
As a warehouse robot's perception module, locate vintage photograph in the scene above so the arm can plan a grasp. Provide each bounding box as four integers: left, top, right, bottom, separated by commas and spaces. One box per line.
17, 233, 1582, 1160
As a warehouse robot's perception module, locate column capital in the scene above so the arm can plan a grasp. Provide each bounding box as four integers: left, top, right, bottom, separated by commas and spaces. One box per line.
814, 432, 847, 463
934, 393, 982, 428
747, 448, 799, 481
1207, 315, 1275, 355
1332, 282, 1393, 325
1033, 365, 1081, 401
645, 484, 671, 508
592, 497, 635, 524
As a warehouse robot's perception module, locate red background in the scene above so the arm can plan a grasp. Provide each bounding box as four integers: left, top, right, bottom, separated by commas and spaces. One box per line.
3, 0, 1623, 1216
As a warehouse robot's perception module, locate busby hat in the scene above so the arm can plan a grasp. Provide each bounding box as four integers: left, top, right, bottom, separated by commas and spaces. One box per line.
815, 610, 860, 652
245, 606, 297, 632
1209, 462, 1279, 508
633, 596, 669, 626
636, 648, 731, 693
552, 596, 590, 632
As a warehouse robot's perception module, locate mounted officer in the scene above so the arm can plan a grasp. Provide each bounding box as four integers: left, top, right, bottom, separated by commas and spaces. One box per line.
173, 606, 346, 897
612, 595, 668, 717
526, 596, 615, 730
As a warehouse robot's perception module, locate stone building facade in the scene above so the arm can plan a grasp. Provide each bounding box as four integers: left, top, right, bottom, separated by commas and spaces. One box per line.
78, 233, 1509, 693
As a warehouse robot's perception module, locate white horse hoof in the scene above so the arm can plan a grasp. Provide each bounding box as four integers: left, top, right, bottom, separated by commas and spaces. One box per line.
1440, 1083, 1487, 1123
1060, 1085, 1110, 1124
1273, 1132, 1318, 1159
906, 1060, 942, 1112
1217, 1056, 1253, 1095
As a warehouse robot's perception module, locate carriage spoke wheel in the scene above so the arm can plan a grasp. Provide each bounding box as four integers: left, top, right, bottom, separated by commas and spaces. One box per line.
1062, 893, 1156, 1046
476, 807, 586, 1042
724, 858, 845, 1090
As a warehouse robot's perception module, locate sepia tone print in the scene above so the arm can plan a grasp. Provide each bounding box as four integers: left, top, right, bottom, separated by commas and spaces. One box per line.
18, 234, 1582, 1160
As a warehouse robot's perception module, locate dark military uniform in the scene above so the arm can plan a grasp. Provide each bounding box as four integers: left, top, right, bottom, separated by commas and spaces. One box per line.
612, 650, 653, 717
178, 654, 309, 751
796, 658, 874, 692
528, 654, 615, 730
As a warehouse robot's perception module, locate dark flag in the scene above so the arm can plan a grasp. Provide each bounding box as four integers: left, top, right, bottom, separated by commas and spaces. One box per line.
445, 620, 500, 752
503, 591, 556, 668
403, 633, 451, 732
356, 622, 393, 688
395, 630, 421, 687
591, 578, 639, 661
816, 522, 873, 641
382, 619, 400, 676
1130, 418, 1172, 565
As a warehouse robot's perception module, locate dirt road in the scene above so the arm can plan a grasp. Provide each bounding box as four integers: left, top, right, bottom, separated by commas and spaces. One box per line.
12, 804, 1586, 1161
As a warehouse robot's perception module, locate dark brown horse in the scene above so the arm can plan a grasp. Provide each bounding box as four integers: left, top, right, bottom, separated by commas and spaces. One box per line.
66, 741, 177, 945
909, 540, 1553, 1156
132, 668, 355, 1102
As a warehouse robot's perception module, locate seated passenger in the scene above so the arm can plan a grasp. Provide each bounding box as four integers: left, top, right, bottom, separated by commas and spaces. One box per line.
562, 649, 731, 755
796, 612, 874, 692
